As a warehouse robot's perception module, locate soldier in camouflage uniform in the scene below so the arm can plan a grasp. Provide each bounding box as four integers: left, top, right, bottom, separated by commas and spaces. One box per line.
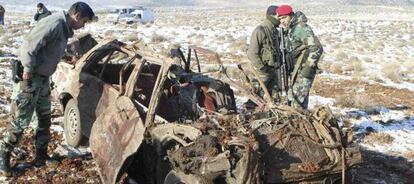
276, 5, 323, 109
247, 5, 282, 105
0, 2, 95, 176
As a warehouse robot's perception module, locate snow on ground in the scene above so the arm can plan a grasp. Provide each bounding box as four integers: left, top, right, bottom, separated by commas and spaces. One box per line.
344, 107, 414, 160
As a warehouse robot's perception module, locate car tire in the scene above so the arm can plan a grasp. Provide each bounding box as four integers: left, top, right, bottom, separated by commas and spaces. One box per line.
64, 99, 84, 147
164, 170, 209, 184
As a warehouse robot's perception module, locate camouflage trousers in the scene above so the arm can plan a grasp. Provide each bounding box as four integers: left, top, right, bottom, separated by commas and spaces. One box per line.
288, 75, 314, 110
254, 69, 280, 104
0, 74, 52, 153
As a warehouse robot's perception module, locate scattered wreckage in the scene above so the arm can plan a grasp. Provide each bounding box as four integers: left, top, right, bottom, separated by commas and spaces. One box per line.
52, 34, 361, 184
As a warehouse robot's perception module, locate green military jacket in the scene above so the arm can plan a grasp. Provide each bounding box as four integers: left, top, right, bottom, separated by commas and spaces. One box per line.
285, 11, 323, 79
19, 11, 74, 76
247, 19, 280, 72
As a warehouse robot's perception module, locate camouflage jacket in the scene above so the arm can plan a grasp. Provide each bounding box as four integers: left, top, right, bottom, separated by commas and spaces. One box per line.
285, 11, 323, 76
247, 19, 280, 71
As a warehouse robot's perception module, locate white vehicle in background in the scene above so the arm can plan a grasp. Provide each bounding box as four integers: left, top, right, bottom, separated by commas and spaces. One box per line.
109, 7, 155, 24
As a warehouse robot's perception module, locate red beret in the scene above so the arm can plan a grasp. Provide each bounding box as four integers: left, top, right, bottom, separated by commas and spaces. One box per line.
276, 5, 293, 16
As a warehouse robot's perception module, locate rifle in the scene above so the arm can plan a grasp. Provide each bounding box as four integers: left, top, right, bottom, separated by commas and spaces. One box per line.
279, 28, 290, 98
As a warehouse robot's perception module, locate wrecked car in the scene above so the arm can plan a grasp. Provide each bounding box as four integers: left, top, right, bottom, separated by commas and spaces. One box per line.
52, 35, 361, 184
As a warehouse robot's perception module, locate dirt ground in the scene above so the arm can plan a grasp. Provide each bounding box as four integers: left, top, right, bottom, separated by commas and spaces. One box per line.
313, 75, 414, 114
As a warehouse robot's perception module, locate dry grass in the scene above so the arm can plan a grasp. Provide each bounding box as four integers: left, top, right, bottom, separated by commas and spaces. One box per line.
325, 62, 343, 74
381, 62, 402, 83
103, 30, 114, 37
0, 35, 13, 49
0, 115, 9, 128
364, 132, 394, 145
124, 34, 139, 42
335, 51, 349, 61
228, 36, 247, 53
342, 58, 364, 76
151, 33, 168, 43
362, 56, 373, 63
408, 39, 414, 47
334, 94, 378, 109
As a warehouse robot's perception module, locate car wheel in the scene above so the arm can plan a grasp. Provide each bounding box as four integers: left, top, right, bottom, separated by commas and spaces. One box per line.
64, 99, 84, 147
164, 170, 209, 184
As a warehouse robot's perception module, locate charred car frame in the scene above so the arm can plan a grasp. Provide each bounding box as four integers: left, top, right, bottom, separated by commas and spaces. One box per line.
52, 35, 361, 184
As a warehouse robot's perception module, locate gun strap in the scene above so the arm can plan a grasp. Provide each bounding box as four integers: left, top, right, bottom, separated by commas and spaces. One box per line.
290, 48, 310, 86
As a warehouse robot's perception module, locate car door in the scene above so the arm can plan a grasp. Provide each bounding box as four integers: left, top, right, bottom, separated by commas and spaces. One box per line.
89, 95, 144, 184
89, 59, 146, 184
76, 47, 114, 138
76, 72, 105, 138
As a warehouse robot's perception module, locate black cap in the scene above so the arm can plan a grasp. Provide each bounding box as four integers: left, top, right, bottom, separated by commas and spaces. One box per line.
266, 5, 278, 16
37, 3, 44, 8
69, 2, 95, 21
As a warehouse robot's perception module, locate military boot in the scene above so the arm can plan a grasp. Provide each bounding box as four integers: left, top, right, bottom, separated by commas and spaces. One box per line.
31, 147, 50, 167
0, 150, 11, 177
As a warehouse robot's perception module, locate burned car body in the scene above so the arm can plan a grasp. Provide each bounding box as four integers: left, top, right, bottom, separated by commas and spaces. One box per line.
52, 36, 361, 184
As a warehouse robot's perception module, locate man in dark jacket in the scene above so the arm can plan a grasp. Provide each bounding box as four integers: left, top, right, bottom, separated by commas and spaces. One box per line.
34, 3, 52, 21
247, 5, 282, 105
277, 5, 323, 109
0, 2, 95, 177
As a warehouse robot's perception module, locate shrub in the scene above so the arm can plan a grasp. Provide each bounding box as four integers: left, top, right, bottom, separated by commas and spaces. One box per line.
124, 34, 139, 42
335, 94, 377, 109
362, 56, 373, 63
327, 62, 343, 74
151, 34, 168, 43
335, 51, 348, 61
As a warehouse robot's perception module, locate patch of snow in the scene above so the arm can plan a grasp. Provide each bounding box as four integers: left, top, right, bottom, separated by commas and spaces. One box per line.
346, 108, 414, 161
235, 95, 249, 112
308, 95, 335, 109
378, 79, 414, 92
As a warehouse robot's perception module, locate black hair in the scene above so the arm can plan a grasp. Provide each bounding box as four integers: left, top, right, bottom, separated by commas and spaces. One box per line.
266, 5, 278, 16
37, 3, 44, 8
68, 2, 95, 20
